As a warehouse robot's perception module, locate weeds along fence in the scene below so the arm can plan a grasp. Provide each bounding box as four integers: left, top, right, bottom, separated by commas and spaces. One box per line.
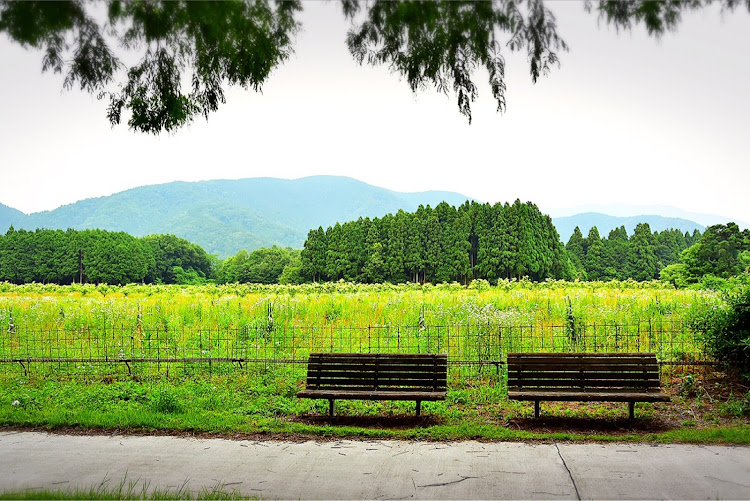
0, 320, 713, 381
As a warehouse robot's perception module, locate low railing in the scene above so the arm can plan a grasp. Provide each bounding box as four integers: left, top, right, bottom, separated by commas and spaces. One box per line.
0, 320, 714, 380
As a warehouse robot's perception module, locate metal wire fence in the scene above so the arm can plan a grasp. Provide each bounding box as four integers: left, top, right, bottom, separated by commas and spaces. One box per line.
0, 320, 713, 381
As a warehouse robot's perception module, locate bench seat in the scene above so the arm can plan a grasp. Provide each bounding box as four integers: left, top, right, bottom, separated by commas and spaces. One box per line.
508, 389, 669, 402
507, 352, 670, 418
298, 353, 448, 416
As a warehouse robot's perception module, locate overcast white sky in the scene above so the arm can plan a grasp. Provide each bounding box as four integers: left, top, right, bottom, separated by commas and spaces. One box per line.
0, 1, 748, 222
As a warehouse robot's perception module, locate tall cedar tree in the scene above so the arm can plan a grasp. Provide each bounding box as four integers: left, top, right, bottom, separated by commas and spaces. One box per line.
583, 227, 608, 281
627, 223, 659, 281
566, 226, 587, 280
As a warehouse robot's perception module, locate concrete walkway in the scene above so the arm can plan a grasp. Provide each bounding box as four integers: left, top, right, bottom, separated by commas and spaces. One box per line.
1, 431, 749, 499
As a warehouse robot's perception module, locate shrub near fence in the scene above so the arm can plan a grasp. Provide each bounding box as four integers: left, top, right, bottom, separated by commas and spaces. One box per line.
0, 320, 710, 380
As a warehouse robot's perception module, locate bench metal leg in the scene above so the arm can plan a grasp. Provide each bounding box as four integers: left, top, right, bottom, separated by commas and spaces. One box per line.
629, 401, 635, 419
535, 401, 540, 418
329, 399, 335, 417
416, 401, 421, 416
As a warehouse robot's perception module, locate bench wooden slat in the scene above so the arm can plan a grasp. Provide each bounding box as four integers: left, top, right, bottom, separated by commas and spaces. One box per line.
508, 370, 659, 379
506, 356, 657, 363
307, 376, 447, 388
310, 357, 447, 362
507, 352, 655, 359
309, 369, 445, 378
307, 372, 446, 380
507, 390, 670, 402
507, 363, 658, 372
302, 386, 446, 393
298, 389, 447, 400
308, 369, 446, 377
309, 354, 447, 362
508, 379, 662, 388
308, 364, 445, 373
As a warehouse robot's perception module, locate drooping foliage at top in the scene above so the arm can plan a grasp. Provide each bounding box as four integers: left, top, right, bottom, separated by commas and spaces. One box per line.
588, 0, 750, 38
0, 0, 301, 133
300, 200, 571, 284
2, 0, 747, 133
342, 0, 566, 123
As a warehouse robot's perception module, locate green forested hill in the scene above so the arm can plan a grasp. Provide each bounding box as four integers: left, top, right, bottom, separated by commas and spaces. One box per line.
0, 203, 25, 232
4, 176, 473, 257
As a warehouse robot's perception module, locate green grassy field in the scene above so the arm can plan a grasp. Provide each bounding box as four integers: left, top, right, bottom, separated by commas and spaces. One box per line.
2, 368, 749, 443
0, 281, 717, 372
1, 281, 747, 444
0, 280, 715, 330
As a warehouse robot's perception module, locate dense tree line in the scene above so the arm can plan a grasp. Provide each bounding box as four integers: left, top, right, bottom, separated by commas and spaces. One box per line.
565, 224, 703, 282
661, 223, 750, 286
2, 218, 746, 288
300, 201, 571, 284
0, 228, 213, 285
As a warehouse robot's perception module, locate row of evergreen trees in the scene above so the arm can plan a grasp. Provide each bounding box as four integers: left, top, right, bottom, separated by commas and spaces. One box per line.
0, 227, 213, 285
565, 224, 702, 281
3, 210, 746, 287
299, 200, 571, 284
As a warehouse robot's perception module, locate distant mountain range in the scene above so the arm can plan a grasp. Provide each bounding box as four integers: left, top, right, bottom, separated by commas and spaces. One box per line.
0, 176, 472, 257
548, 203, 749, 230
0, 176, 735, 257
0, 203, 25, 226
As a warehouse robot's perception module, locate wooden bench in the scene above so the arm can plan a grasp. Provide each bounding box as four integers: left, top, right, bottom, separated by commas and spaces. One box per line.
297, 353, 448, 417
507, 352, 670, 419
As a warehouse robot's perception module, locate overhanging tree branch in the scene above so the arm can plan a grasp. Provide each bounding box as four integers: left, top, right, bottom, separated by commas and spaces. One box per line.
0, 0, 747, 133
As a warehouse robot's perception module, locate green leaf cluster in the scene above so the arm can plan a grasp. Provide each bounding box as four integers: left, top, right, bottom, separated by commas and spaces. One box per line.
216, 246, 302, 285
690, 283, 750, 377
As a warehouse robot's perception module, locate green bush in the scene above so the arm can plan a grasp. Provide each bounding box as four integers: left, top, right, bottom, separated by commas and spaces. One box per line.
150, 386, 182, 414
692, 284, 750, 378
720, 391, 750, 418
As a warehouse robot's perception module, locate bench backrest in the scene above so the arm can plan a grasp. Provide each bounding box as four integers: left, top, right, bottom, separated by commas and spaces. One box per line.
305, 353, 448, 392
507, 352, 661, 392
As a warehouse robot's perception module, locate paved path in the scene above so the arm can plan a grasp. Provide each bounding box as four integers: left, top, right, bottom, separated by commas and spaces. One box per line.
1, 431, 749, 499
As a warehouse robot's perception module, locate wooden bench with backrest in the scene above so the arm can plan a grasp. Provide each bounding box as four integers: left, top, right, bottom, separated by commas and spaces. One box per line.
297, 353, 448, 417
507, 352, 670, 419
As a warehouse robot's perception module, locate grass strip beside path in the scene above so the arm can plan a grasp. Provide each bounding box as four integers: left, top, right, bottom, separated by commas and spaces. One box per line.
0, 481, 248, 500
1, 373, 748, 444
